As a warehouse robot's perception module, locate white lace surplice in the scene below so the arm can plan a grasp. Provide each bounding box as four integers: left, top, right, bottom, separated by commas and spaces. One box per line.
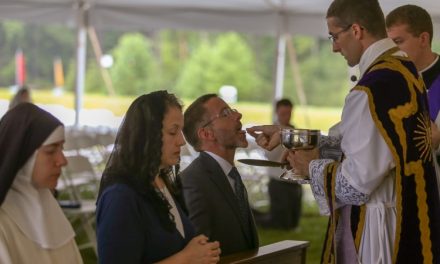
310, 91, 397, 264
309, 39, 401, 264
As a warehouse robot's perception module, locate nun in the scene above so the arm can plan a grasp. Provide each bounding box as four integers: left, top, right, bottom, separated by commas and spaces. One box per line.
0, 103, 83, 263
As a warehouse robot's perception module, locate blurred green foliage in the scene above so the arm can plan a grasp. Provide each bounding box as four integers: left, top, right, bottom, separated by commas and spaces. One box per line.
0, 21, 356, 107
110, 33, 159, 95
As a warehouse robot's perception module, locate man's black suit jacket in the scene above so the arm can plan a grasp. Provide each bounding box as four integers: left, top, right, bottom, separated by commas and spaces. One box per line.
181, 152, 259, 256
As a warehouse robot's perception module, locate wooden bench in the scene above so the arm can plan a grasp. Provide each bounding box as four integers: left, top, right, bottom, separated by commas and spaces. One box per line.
219, 240, 309, 264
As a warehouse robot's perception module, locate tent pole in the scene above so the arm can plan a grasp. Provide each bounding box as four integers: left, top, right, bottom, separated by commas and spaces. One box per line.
272, 33, 286, 122
271, 5, 288, 123
74, 2, 87, 127
286, 36, 310, 127
274, 34, 286, 101
88, 26, 116, 96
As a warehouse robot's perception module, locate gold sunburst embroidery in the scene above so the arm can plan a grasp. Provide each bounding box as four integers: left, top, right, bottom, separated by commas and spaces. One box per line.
413, 114, 432, 162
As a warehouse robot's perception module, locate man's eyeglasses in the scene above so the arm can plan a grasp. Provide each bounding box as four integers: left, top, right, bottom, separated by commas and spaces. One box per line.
202, 108, 238, 127
328, 24, 352, 43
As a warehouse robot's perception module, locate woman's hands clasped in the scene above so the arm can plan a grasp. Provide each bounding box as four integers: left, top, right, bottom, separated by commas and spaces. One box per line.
183, 235, 221, 264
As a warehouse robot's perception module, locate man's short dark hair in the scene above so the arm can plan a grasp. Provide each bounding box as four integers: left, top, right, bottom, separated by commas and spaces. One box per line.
275, 98, 293, 110
183, 94, 218, 151
327, 0, 386, 39
386, 5, 433, 45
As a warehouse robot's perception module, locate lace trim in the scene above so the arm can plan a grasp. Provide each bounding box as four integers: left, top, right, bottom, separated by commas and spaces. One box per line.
309, 159, 369, 215
335, 166, 369, 205
310, 159, 333, 215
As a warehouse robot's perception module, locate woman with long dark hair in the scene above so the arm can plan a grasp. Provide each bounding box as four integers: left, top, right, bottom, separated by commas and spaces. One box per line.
96, 91, 220, 263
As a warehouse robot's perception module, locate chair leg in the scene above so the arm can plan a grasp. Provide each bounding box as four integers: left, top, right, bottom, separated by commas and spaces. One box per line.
79, 213, 97, 254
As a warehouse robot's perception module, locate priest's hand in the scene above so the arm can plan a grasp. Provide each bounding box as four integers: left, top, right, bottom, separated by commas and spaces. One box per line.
286, 148, 319, 176
246, 125, 281, 151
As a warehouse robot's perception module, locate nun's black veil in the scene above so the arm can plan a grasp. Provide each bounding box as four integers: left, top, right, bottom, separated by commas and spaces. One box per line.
0, 103, 62, 205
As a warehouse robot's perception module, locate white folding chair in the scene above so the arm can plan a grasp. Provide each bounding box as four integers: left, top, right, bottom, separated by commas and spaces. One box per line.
62, 201, 97, 254
57, 155, 99, 255
58, 155, 100, 200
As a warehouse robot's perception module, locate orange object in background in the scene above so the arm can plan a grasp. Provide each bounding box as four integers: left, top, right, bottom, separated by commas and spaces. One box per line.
15, 49, 26, 87
53, 57, 64, 88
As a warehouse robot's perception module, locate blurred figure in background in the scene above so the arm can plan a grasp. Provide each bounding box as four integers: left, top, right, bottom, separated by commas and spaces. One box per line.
96, 91, 220, 263
0, 103, 82, 263
9, 86, 32, 110
258, 98, 302, 230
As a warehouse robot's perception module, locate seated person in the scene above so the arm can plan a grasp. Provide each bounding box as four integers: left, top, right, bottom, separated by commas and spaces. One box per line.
0, 103, 83, 263
181, 94, 259, 256
96, 91, 220, 263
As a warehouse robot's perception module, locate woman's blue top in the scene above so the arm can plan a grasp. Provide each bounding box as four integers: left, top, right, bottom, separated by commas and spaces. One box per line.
96, 183, 195, 263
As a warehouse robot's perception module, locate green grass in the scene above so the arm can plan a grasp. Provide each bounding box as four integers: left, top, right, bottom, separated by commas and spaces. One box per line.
72, 218, 97, 263
0, 89, 342, 132
3, 89, 332, 263
0, 89, 135, 116
258, 202, 327, 264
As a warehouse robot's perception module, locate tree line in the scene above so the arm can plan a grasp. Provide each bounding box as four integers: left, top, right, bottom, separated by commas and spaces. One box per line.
0, 21, 352, 107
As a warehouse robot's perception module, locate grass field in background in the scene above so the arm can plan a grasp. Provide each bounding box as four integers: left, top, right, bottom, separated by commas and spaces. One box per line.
1, 89, 333, 263
258, 202, 327, 264
0, 89, 342, 132
0, 89, 135, 116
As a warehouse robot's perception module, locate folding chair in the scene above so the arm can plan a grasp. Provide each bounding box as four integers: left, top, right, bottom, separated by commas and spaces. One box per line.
62, 201, 97, 254
57, 155, 99, 255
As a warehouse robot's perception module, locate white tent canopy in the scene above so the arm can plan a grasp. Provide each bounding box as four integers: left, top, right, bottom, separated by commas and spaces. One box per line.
2, 1, 440, 36
2, 0, 440, 125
